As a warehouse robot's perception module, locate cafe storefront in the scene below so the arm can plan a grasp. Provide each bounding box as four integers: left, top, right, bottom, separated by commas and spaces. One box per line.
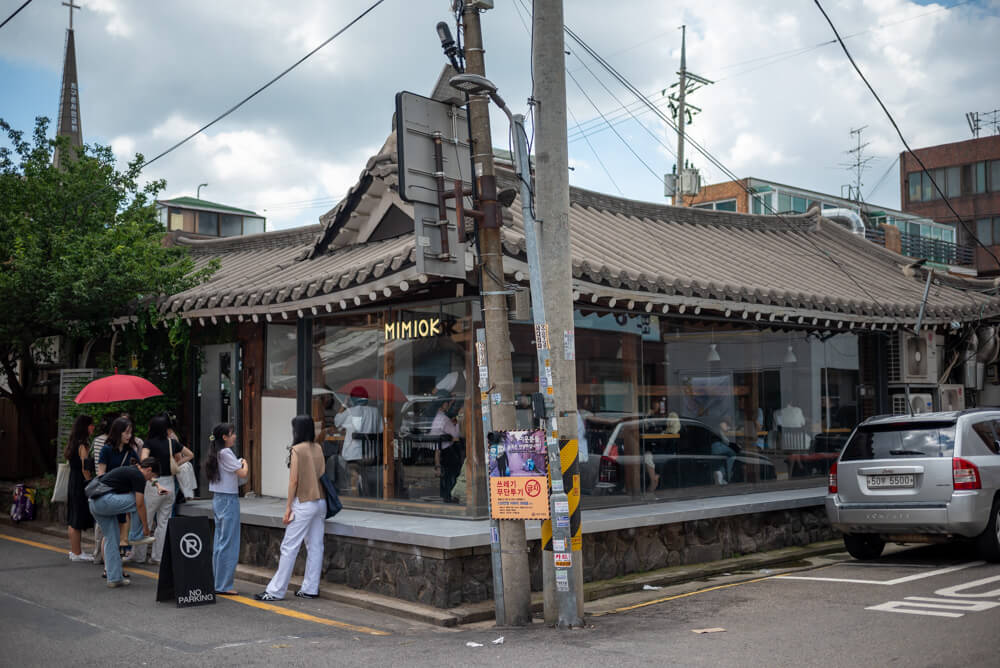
155, 135, 1000, 607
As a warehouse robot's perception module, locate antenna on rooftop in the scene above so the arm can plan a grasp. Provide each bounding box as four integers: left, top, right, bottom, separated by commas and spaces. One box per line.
840, 126, 875, 209
967, 109, 1000, 138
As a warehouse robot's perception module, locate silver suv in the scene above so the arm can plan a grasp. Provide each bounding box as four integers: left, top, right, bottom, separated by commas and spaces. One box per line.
826, 409, 1000, 561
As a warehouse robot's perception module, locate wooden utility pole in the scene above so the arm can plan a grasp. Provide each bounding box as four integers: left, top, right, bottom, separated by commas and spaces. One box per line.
461, 5, 532, 627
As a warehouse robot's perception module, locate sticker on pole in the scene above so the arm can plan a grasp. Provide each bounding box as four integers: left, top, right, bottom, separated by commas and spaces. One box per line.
556, 515, 570, 528
490, 526, 499, 545
556, 569, 570, 591
535, 323, 549, 350
554, 552, 572, 568
564, 330, 575, 360
554, 501, 569, 515
552, 539, 566, 551
489, 430, 549, 520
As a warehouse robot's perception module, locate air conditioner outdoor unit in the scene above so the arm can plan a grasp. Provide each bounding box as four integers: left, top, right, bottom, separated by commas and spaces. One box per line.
938, 384, 965, 411
887, 331, 939, 385
891, 392, 934, 416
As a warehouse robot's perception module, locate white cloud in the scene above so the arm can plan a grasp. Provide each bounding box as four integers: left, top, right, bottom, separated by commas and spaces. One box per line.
1, 0, 997, 228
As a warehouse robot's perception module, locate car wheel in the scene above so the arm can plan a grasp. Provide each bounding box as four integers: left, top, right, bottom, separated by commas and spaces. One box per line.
843, 533, 885, 560
976, 497, 1000, 562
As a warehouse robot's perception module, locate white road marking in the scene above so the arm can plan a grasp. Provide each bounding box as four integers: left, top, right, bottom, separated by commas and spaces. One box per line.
935, 573, 1000, 598
778, 561, 982, 585
866, 596, 1000, 618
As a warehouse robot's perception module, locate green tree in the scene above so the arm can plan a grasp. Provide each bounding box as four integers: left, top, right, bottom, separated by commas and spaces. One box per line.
0, 117, 214, 471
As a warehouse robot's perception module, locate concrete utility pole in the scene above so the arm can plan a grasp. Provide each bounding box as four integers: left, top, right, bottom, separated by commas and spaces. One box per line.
461, 4, 532, 627
532, 0, 584, 625
675, 25, 687, 207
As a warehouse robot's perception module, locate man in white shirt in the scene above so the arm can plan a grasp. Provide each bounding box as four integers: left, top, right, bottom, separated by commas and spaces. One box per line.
334, 386, 383, 496
430, 392, 463, 503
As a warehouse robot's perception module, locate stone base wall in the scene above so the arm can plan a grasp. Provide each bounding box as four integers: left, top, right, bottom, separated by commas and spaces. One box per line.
234, 506, 834, 609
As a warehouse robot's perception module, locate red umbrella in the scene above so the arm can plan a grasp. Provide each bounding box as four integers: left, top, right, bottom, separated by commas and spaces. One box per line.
74, 371, 164, 404
336, 378, 408, 403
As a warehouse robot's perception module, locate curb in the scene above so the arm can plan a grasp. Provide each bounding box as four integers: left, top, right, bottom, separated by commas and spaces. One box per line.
0, 516, 844, 627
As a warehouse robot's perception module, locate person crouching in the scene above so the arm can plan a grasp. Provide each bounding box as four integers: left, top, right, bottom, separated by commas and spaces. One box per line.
87, 457, 162, 588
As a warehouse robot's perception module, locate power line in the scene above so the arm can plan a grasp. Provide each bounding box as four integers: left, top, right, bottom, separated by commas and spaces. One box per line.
812, 0, 1000, 270
566, 0, 973, 145
567, 105, 624, 196
866, 155, 899, 201
563, 24, 907, 328
141, 0, 387, 171
58, 0, 387, 218
0, 0, 32, 31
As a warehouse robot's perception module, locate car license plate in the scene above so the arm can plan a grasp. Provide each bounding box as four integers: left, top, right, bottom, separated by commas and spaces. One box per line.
868, 474, 915, 488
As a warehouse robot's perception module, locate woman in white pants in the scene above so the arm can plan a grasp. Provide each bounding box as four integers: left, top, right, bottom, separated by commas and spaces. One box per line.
255, 416, 326, 601
134, 414, 193, 564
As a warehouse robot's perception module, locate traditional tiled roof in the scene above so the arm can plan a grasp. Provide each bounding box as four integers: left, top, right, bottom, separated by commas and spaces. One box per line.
160, 225, 418, 318
155, 134, 1000, 329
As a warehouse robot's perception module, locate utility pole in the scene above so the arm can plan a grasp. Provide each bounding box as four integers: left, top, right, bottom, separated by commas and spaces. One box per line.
533, 0, 584, 626
461, 4, 532, 627
675, 25, 687, 207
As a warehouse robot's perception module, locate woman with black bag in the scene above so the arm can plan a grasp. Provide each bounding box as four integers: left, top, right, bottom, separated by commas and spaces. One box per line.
255, 416, 325, 602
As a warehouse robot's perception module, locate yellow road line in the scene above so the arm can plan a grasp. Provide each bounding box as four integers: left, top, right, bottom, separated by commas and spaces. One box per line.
0, 532, 389, 636
232, 595, 391, 635
0, 532, 68, 554
593, 575, 776, 616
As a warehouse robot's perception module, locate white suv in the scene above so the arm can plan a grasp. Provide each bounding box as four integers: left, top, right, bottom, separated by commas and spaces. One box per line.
826, 409, 1000, 561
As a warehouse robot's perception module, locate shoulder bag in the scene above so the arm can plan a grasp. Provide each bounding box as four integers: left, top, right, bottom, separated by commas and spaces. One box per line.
84, 474, 113, 500
166, 438, 180, 476
319, 472, 342, 519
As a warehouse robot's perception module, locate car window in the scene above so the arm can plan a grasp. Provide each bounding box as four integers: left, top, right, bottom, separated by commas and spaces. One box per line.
841, 421, 956, 461
971, 420, 1000, 454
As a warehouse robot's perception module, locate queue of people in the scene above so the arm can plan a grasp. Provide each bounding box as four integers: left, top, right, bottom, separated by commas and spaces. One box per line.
63, 410, 333, 602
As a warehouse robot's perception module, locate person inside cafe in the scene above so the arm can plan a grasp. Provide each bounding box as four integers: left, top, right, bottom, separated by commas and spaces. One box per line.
334, 386, 383, 496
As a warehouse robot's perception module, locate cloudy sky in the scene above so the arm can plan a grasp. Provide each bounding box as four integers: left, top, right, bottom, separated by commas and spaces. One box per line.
1, 0, 998, 231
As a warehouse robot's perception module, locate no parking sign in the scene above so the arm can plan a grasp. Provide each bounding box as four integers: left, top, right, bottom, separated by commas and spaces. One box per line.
156, 517, 216, 607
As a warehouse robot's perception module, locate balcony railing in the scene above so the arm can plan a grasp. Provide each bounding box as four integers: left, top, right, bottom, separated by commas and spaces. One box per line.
864, 228, 974, 266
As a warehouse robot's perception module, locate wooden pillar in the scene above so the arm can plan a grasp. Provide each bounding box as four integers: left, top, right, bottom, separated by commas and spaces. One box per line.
621, 332, 642, 496
239, 321, 265, 495
382, 342, 396, 500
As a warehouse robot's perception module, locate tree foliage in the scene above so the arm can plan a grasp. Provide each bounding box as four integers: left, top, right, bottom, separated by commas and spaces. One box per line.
0, 117, 215, 467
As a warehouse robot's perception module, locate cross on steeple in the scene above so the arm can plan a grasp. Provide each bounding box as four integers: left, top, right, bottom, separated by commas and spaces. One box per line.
62, 1, 80, 30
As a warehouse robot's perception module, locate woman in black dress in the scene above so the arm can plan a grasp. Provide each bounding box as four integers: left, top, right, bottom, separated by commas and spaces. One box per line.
66, 414, 95, 562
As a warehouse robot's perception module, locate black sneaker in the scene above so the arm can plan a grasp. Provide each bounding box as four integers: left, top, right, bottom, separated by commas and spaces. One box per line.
254, 592, 282, 601
294, 590, 319, 599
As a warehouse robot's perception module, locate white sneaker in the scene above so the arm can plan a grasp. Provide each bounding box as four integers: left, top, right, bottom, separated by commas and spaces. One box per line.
132, 536, 156, 546
69, 551, 94, 562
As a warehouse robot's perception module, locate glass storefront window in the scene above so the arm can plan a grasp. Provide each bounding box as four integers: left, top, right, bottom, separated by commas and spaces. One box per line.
265, 323, 296, 391
554, 309, 860, 509
243, 216, 265, 235
309, 301, 479, 512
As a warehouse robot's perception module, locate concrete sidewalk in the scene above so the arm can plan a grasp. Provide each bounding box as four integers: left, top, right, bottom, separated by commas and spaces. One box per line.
0, 515, 844, 627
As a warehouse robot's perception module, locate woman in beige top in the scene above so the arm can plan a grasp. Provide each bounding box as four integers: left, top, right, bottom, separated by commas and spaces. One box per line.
255, 415, 326, 601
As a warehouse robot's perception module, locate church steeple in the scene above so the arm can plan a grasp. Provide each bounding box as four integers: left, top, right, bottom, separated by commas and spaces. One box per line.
53, 1, 83, 168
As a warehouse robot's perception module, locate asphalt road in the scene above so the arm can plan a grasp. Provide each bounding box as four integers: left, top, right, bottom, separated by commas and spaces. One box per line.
2, 524, 999, 667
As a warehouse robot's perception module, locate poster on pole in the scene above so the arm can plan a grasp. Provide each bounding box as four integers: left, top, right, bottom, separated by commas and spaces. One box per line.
489, 430, 549, 520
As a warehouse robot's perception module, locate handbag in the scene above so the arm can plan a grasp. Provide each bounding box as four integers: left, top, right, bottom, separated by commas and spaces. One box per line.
84, 475, 113, 500
319, 472, 342, 519
175, 460, 197, 498
166, 438, 180, 476
52, 462, 70, 504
